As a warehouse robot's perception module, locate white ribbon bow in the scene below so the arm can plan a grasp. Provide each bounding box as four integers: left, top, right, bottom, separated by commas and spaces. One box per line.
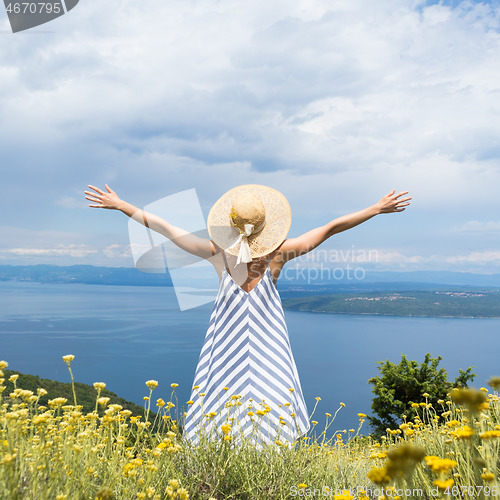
228, 219, 266, 264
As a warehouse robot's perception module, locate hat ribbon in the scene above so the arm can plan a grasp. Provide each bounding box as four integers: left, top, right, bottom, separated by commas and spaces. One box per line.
228, 218, 266, 264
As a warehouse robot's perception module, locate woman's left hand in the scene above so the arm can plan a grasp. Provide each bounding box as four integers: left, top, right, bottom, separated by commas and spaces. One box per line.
375, 190, 412, 214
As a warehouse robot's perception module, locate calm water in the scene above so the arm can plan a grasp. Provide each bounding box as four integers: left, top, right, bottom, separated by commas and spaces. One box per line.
0, 281, 498, 432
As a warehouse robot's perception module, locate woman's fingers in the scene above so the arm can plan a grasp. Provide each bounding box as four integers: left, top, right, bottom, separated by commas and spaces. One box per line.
84, 191, 101, 198
392, 190, 409, 199
88, 184, 105, 195
105, 184, 114, 193
85, 196, 102, 205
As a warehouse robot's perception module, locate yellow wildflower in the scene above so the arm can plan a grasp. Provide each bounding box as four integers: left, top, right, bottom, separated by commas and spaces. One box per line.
95, 488, 114, 500
171, 383, 179, 388
48, 397, 68, 408
425, 456, 457, 473
145, 380, 158, 389
452, 426, 474, 439
367, 466, 391, 485
479, 430, 500, 439
333, 492, 353, 500
487, 377, 500, 390
177, 488, 189, 500
62, 354, 75, 365
433, 478, 454, 491
449, 388, 487, 413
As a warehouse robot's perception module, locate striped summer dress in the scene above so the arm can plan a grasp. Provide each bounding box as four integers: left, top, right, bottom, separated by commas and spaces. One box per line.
183, 250, 310, 446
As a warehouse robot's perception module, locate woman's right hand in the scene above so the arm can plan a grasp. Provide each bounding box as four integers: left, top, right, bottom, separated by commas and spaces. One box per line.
85, 184, 122, 210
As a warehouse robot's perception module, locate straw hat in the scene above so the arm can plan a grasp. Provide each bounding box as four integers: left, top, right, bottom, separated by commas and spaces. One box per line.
207, 184, 292, 263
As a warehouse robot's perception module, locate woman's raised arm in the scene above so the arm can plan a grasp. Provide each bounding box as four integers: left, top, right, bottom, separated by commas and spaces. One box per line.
85, 184, 214, 259
277, 189, 411, 263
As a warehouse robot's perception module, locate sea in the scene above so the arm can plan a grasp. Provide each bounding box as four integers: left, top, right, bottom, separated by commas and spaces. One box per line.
0, 281, 498, 433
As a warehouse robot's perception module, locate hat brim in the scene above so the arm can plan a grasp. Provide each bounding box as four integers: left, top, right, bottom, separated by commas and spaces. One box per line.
207, 184, 292, 259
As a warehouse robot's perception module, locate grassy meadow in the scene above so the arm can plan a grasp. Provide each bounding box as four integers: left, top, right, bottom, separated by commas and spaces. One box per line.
0, 356, 499, 500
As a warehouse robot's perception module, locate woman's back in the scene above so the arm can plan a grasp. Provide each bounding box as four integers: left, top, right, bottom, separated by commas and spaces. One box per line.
183, 248, 310, 446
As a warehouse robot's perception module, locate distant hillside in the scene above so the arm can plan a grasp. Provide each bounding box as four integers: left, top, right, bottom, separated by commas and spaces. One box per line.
3, 369, 155, 419
0, 265, 173, 286
282, 289, 500, 318
1, 264, 500, 289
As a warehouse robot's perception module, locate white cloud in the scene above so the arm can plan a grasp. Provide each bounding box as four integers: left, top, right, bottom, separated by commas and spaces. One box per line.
286, 246, 500, 272
452, 220, 500, 232
102, 244, 131, 259
54, 196, 89, 209
444, 250, 500, 264
2, 244, 97, 258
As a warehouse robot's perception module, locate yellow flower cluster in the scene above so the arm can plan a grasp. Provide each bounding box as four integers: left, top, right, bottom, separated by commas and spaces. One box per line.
367, 466, 391, 485
479, 430, 500, 439
451, 425, 475, 440
433, 478, 454, 491
449, 388, 489, 413
367, 443, 425, 486
424, 456, 457, 473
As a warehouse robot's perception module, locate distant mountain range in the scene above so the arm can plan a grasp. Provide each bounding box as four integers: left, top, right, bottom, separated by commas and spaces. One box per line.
1, 264, 500, 289
0, 264, 173, 286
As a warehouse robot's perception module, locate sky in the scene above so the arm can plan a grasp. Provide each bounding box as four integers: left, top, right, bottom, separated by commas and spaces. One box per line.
1, 0, 500, 275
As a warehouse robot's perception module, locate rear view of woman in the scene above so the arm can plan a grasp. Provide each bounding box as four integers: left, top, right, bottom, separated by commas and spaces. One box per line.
85, 183, 411, 446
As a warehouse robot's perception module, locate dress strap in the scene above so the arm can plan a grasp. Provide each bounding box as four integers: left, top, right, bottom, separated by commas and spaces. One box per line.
221, 249, 230, 274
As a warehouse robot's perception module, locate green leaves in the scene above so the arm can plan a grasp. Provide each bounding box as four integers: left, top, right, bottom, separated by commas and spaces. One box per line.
367, 353, 476, 437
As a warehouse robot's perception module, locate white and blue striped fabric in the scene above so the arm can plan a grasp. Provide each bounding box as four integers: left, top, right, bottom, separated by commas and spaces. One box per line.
183, 255, 310, 446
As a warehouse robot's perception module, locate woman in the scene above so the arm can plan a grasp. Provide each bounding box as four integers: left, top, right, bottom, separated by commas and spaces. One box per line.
85, 183, 411, 445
